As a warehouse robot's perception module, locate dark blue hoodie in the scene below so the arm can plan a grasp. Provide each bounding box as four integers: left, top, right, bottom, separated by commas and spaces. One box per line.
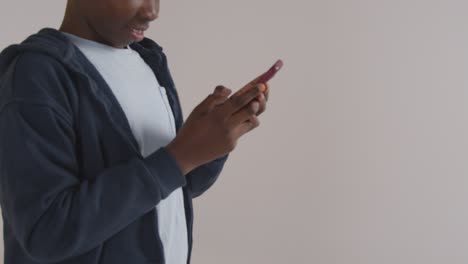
0, 28, 228, 264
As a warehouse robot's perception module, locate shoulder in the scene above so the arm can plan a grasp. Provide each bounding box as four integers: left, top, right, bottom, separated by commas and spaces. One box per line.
11, 51, 70, 92
1, 51, 76, 120
14, 51, 69, 81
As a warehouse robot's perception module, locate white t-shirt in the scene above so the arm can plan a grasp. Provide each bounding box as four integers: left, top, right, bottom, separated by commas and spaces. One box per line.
63, 32, 188, 264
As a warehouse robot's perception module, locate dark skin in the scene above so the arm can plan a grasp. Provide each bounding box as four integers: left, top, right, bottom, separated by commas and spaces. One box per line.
60, 0, 270, 175
60, 0, 160, 49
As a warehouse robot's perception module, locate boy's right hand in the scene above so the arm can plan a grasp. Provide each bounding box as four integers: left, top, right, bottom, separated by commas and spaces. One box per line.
165, 77, 268, 175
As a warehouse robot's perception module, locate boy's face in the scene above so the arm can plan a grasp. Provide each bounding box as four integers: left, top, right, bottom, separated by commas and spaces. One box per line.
76, 0, 160, 48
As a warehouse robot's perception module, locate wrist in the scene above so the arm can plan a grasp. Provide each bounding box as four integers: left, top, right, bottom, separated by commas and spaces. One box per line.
164, 142, 196, 175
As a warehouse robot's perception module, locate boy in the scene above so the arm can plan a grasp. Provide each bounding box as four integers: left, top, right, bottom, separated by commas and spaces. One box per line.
0, 0, 269, 263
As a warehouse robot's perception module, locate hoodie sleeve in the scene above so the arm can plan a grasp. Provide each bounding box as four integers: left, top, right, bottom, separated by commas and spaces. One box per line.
153, 49, 230, 199
0, 54, 187, 262
185, 154, 229, 198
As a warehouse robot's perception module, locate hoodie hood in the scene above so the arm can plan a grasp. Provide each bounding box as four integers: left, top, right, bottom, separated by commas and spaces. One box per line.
0, 27, 164, 77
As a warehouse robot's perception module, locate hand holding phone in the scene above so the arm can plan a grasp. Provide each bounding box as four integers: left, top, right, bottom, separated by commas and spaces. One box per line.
236, 59, 284, 96
167, 59, 282, 173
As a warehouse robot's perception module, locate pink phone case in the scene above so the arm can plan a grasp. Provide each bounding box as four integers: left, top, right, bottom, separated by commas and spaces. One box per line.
257, 59, 283, 84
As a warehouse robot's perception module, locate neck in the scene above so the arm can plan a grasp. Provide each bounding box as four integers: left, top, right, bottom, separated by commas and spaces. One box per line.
59, 3, 117, 48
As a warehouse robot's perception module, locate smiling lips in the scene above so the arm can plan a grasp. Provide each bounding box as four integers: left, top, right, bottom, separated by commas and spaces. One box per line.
132, 28, 144, 34
131, 28, 145, 42
130, 26, 148, 41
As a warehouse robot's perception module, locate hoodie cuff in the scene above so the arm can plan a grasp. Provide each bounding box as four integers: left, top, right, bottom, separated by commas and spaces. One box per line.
143, 147, 187, 199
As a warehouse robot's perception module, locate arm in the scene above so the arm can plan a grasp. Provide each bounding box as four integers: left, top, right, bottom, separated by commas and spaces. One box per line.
0, 55, 187, 263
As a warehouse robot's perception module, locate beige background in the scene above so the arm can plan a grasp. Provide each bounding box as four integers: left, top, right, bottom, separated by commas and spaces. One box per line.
2, 0, 468, 263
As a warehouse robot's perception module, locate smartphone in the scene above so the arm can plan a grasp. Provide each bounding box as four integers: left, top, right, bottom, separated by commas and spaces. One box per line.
236, 59, 284, 96
256, 59, 284, 84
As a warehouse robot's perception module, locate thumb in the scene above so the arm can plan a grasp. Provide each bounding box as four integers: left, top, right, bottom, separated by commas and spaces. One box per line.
197, 85, 232, 113
209, 85, 232, 107
212, 85, 232, 97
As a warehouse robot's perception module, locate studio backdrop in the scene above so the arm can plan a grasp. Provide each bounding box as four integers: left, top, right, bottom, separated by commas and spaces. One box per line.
1, 1, 468, 263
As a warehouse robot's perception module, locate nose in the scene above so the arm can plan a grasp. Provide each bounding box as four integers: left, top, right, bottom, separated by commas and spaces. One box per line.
139, 0, 159, 22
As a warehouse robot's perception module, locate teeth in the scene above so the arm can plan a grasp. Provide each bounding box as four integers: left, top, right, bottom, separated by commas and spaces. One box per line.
132, 29, 143, 34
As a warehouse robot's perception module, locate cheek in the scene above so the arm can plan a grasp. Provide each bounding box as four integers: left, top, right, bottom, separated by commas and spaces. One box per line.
91, 15, 134, 43
93, 1, 139, 29
82, 0, 143, 46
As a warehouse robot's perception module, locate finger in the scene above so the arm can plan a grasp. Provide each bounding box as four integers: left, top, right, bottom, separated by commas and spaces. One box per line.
213, 85, 232, 97
210, 85, 232, 107
196, 85, 232, 113
226, 100, 260, 129
233, 73, 264, 97
233, 115, 260, 137
240, 80, 269, 100
264, 83, 269, 101
255, 93, 267, 116
220, 83, 265, 117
